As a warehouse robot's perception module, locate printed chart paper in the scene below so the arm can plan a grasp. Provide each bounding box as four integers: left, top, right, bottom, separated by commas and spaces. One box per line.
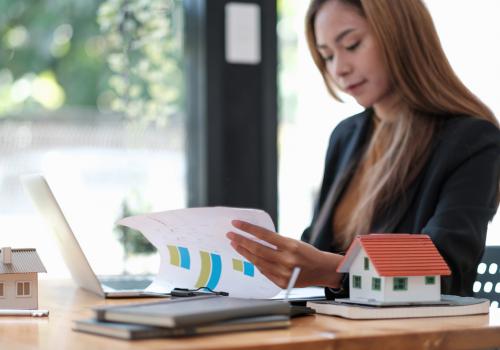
117, 207, 281, 298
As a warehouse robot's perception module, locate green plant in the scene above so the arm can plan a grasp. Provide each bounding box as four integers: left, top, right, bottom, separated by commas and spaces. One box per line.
97, 0, 183, 127
0, 0, 108, 116
115, 192, 156, 261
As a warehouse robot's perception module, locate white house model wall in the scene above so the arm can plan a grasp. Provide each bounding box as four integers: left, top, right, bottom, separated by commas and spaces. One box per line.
338, 234, 451, 305
348, 247, 441, 303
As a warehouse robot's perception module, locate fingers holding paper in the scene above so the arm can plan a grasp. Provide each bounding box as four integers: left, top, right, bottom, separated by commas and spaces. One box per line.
226, 220, 344, 289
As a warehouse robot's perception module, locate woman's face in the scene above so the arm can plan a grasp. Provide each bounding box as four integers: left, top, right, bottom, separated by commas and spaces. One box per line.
314, 0, 395, 110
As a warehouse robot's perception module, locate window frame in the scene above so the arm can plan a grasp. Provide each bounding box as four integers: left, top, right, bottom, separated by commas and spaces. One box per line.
16, 281, 31, 297
393, 277, 408, 291
353, 275, 362, 289
184, 0, 278, 222
372, 277, 381, 291
425, 276, 436, 285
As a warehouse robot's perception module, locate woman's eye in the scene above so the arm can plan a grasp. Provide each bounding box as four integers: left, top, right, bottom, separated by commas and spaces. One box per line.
322, 55, 334, 62
346, 41, 360, 51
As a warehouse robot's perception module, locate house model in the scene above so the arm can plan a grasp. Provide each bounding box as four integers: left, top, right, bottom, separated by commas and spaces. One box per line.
337, 234, 451, 305
0, 247, 47, 310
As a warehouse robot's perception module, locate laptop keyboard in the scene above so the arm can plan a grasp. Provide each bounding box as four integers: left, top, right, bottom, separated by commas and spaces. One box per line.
101, 277, 153, 290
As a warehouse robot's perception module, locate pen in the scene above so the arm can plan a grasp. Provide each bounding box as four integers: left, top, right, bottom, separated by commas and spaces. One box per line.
0, 309, 49, 317
284, 267, 301, 302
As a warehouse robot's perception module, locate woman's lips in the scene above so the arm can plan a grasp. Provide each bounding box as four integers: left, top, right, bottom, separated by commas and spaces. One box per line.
346, 80, 367, 94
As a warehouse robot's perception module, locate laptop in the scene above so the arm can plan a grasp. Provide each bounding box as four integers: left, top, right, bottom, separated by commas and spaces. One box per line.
21, 174, 163, 298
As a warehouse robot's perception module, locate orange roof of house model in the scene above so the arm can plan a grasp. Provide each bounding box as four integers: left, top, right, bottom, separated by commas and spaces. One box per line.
337, 234, 451, 277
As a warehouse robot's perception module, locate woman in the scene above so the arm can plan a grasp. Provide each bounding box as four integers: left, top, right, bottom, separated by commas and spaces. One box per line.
226, 0, 500, 297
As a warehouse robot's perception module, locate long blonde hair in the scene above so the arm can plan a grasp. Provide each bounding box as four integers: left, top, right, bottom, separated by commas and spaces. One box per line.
306, 0, 499, 249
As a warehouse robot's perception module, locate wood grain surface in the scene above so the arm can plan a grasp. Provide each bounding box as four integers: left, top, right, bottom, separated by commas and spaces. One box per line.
0, 279, 499, 350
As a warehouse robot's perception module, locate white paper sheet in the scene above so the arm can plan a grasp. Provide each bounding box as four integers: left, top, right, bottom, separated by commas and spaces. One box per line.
117, 207, 282, 298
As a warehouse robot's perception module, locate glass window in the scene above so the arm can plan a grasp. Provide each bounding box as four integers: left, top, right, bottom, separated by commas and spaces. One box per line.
425, 276, 435, 285
0, 283, 4, 297
364, 257, 369, 270
353, 275, 362, 289
0, 0, 185, 277
393, 277, 408, 291
372, 277, 381, 291
24, 281, 30, 295
17, 282, 23, 296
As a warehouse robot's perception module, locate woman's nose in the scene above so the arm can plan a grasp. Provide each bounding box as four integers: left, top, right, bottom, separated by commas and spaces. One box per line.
328, 56, 352, 80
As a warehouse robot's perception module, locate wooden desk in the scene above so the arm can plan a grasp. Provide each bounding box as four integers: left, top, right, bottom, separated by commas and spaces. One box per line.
1, 279, 499, 350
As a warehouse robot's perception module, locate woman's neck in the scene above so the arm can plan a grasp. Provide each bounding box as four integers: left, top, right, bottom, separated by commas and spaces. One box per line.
373, 92, 402, 122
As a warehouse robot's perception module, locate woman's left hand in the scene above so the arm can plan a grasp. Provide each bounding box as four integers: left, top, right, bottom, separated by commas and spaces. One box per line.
226, 220, 343, 289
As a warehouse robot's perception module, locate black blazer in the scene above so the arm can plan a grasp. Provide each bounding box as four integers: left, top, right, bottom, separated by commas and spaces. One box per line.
301, 108, 500, 297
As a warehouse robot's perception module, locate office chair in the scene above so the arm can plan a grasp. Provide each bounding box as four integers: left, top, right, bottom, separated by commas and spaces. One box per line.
474, 246, 500, 308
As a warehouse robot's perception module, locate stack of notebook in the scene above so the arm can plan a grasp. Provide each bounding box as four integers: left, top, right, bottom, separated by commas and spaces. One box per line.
73, 295, 292, 340
307, 295, 490, 319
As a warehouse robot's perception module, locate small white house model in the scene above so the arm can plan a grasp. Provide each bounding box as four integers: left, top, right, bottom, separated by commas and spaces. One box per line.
0, 247, 47, 310
337, 234, 451, 304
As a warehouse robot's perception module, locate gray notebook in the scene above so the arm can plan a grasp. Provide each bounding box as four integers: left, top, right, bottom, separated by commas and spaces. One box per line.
94, 295, 291, 328
74, 315, 291, 340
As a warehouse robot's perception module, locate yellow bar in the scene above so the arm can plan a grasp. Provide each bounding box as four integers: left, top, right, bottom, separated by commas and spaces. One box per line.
195, 251, 211, 288
232, 258, 243, 272
167, 245, 180, 266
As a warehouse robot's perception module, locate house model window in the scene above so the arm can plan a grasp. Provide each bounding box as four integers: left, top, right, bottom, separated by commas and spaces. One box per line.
336, 234, 451, 304
353, 275, 362, 289
17, 281, 31, 297
0, 282, 4, 297
393, 277, 408, 291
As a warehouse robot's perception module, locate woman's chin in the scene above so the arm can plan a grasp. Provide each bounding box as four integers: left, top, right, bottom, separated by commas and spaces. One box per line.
353, 97, 373, 108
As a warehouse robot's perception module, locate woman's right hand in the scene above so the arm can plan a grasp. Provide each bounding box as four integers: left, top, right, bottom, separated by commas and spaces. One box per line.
226, 220, 345, 289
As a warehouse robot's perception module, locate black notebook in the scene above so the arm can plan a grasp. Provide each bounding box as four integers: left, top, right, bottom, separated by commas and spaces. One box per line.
74, 314, 291, 340
94, 295, 291, 328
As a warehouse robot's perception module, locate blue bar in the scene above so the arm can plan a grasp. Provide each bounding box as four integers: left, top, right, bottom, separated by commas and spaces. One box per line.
178, 246, 190, 269
207, 253, 222, 290
243, 261, 254, 277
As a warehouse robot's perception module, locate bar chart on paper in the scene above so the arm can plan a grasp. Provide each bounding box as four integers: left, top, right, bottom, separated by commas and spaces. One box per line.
195, 251, 222, 290
118, 207, 282, 298
166, 245, 256, 290
167, 245, 191, 269
232, 258, 255, 277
